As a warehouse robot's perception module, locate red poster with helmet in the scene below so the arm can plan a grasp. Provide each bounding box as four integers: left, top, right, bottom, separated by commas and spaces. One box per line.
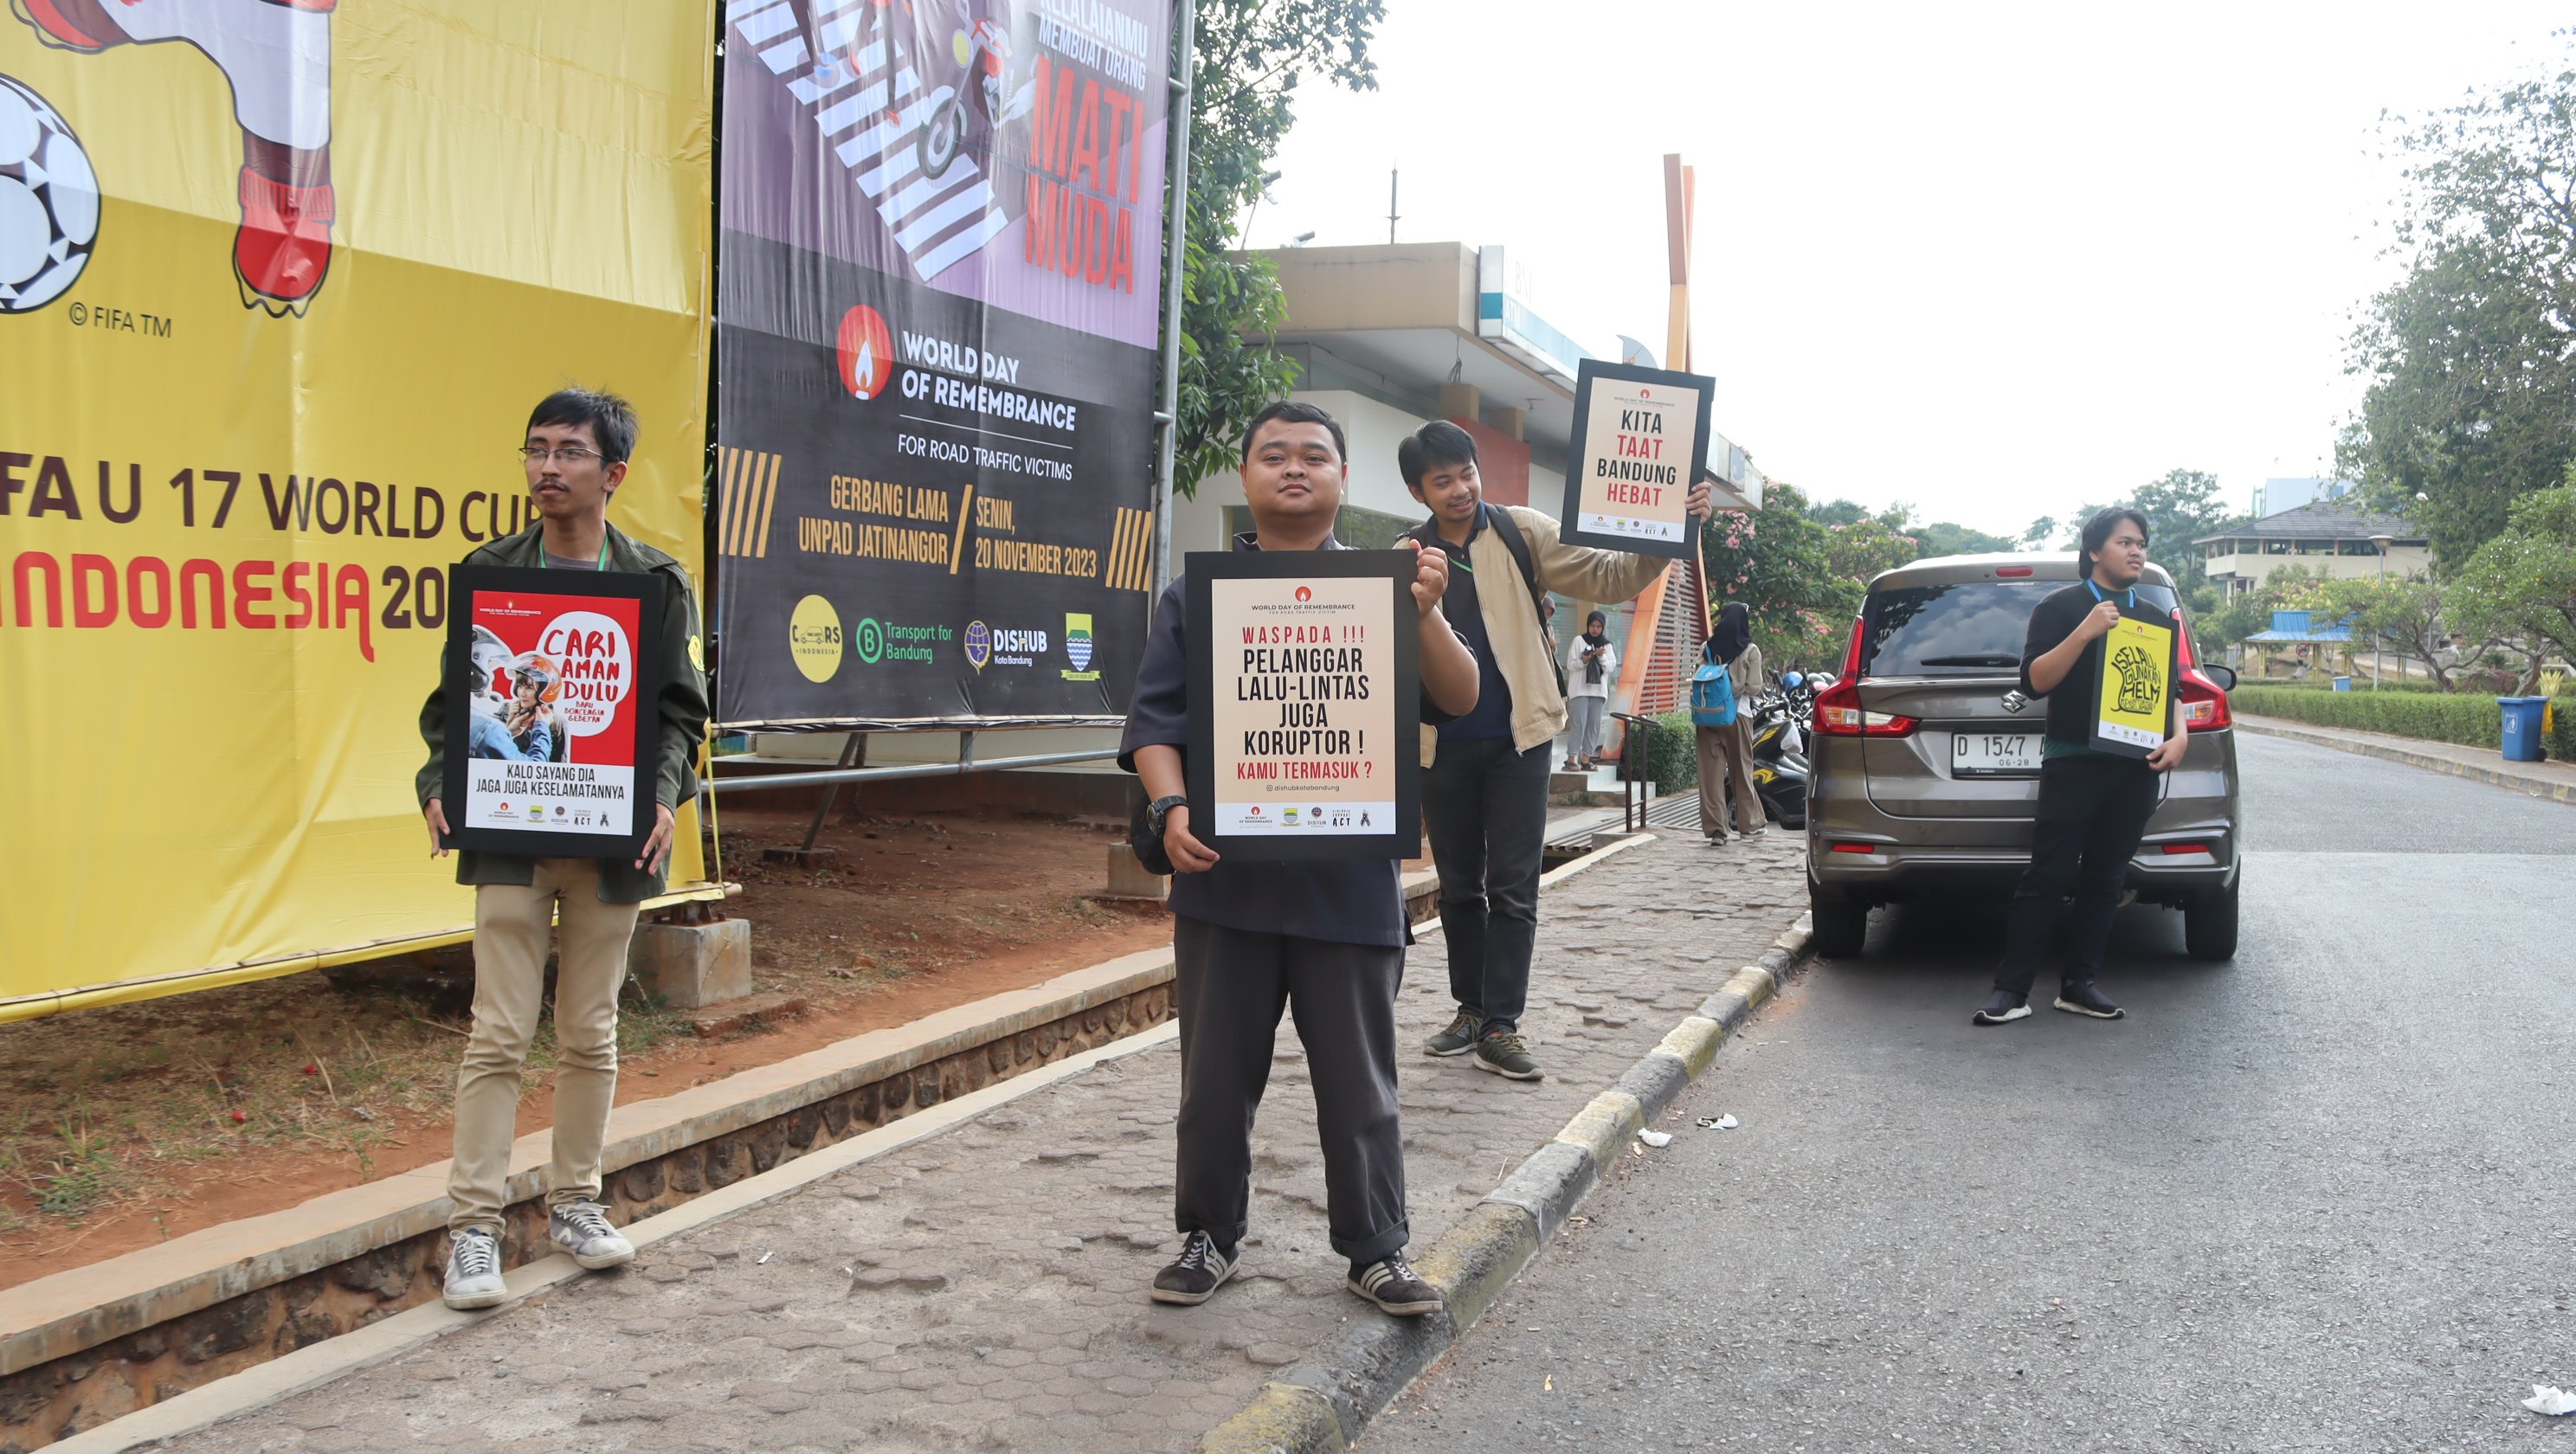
440, 567, 665, 859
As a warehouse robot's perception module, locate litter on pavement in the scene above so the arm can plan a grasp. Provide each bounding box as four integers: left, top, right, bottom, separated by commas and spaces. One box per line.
2526, 1386, 2576, 1416
1696, 1114, 1739, 1130
1637, 1129, 1672, 1148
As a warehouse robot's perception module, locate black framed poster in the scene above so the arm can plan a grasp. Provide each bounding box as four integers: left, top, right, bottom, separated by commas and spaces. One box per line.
1556, 358, 1716, 559
441, 564, 665, 859
1184, 550, 1420, 862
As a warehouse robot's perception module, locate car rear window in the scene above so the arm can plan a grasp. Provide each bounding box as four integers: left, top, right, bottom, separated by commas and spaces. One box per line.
1862, 579, 2180, 677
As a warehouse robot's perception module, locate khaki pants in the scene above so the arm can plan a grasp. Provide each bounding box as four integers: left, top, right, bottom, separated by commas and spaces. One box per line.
448, 858, 637, 1234
1696, 722, 1765, 840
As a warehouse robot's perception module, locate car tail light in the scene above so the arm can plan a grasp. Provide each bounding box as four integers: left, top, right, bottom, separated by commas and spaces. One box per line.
2161, 842, 2211, 855
2164, 607, 2231, 730
1813, 614, 1920, 737
1830, 842, 1878, 854
2180, 671, 2231, 730
1996, 565, 2033, 577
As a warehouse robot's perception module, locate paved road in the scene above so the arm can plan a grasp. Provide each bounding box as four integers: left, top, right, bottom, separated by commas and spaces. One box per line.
1366, 733, 2576, 1453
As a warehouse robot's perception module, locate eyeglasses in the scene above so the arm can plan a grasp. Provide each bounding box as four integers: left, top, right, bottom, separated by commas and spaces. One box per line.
519, 445, 601, 464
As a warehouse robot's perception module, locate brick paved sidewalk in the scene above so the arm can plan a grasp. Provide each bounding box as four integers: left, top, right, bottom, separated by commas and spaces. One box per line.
168, 832, 1804, 1454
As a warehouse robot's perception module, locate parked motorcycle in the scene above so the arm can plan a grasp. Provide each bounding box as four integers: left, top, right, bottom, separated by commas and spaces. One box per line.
1724, 680, 1811, 829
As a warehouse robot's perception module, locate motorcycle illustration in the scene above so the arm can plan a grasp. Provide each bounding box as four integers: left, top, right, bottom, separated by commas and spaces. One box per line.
919, 8, 1033, 179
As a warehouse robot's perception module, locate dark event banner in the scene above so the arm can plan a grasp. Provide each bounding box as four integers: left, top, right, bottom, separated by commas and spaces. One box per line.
713, 0, 1169, 728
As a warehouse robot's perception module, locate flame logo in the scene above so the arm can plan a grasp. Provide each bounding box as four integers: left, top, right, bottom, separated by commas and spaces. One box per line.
1294, 586, 1312, 602
836, 305, 895, 400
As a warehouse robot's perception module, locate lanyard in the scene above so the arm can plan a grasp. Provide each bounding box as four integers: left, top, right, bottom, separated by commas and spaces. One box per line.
538, 538, 611, 569
2084, 580, 2135, 610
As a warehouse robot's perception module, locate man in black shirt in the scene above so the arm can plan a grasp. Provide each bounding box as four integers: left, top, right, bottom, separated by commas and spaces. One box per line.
1973, 506, 2187, 1026
1121, 401, 1481, 1316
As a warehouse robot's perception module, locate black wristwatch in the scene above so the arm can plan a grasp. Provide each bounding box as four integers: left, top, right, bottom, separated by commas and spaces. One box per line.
1145, 795, 1189, 838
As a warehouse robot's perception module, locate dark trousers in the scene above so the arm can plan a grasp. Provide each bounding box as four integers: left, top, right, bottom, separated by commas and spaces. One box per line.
1172, 917, 1410, 1265
1993, 752, 2161, 995
1422, 737, 1552, 1031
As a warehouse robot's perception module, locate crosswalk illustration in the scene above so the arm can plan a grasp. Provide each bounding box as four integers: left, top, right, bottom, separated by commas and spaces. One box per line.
727, 0, 1012, 280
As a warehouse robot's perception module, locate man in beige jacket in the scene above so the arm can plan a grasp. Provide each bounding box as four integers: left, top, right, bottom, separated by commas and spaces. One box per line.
1399, 421, 1711, 1081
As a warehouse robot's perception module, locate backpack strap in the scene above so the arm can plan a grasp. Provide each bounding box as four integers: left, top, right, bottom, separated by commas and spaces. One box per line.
1407, 505, 1568, 697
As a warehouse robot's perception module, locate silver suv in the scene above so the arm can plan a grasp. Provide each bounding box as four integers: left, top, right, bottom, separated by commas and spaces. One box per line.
1804, 554, 2242, 961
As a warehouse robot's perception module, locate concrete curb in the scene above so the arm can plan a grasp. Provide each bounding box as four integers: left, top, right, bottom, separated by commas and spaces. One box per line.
1199, 911, 1817, 1454
2235, 717, 2576, 805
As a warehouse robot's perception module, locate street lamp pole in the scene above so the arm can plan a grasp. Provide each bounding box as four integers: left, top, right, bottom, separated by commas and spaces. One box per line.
2367, 531, 2395, 690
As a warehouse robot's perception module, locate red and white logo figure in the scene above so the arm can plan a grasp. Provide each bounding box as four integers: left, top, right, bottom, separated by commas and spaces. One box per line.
1294, 586, 1312, 602
15, 0, 338, 317
836, 303, 894, 399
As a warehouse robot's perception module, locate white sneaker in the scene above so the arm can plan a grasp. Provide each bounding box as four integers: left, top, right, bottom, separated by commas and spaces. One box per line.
441, 1227, 506, 1309
549, 1200, 636, 1270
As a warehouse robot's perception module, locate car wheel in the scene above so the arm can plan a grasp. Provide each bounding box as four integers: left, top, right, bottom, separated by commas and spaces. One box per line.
1809, 881, 1869, 959
2185, 877, 2239, 962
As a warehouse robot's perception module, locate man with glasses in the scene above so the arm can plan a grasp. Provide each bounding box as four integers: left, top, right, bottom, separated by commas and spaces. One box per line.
1973, 505, 2186, 1027
415, 389, 708, 1309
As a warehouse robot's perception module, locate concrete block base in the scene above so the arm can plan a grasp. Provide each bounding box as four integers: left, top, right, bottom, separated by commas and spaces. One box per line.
1101, 843, 1168, 902
628, 917, 752, 1009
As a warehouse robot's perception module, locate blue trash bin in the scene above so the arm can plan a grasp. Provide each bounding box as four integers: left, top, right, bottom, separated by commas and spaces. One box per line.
2499, 697, 2547, 762
2332, 676, 2352, 692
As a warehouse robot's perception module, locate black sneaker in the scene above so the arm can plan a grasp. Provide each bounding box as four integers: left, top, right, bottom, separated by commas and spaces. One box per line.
1348, 1253, 1441, 1316
1150, 1231, 1239, 1305
1473, 1028, 1542, 1081
2053, 983, 2126, 1020
1971, 990, 2032, 1026
1423, 1009, 1481, 1057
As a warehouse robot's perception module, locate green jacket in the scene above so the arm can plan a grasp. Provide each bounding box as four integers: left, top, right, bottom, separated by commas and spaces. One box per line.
416, 523, 710, 904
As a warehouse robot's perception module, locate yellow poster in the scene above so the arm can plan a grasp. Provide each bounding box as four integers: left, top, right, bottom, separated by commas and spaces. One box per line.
0, 0, 717, 1019
2093, 614, 2175, 755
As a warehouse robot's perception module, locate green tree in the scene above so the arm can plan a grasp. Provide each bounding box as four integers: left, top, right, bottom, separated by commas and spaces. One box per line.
2343, 55, 2576, 564
1707, 482, 1915, 670
2448, 482, 2576, 679
1912, 520, 2018, 557
2055, 469, 2246, 618
1165, 0, 1386, 496
1804, 498, 2015, 560
2302, 574, 2483, 691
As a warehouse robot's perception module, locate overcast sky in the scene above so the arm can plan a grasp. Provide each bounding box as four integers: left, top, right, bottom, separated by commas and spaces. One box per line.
1252, 3, 2572, 537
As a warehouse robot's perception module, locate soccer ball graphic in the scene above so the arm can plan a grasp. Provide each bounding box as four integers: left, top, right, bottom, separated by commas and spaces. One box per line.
0, 74, 99, 314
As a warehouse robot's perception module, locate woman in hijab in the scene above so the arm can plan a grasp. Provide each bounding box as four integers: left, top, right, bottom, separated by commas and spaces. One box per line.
1564, 609, 1617, 769
1697, 602, 1768, 845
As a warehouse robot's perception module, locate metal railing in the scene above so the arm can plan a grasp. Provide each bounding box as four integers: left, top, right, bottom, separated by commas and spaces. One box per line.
1609, 711, 1653, 833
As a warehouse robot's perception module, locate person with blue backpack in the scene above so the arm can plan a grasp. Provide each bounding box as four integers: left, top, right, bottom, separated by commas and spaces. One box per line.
1695, 601, 1768, 845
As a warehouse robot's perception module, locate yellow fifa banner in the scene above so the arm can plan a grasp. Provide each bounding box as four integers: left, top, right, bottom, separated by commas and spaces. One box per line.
0, 1, 717, 1020
2092, 614, 2176, 756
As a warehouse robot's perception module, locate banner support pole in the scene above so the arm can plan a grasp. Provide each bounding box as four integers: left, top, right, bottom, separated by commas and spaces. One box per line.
1150, 0, 1199, 593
